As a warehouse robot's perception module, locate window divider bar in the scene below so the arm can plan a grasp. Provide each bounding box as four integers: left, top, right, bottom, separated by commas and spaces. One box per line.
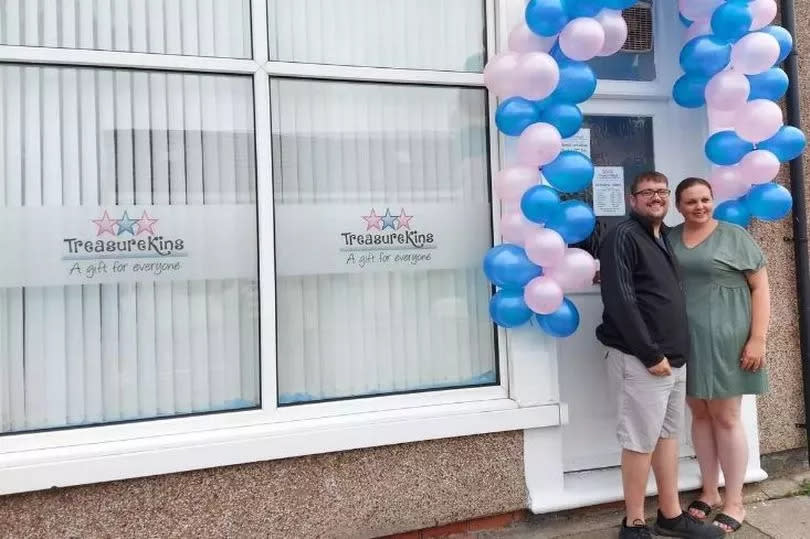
264, 61, 485, 87
251, 0, 270, 64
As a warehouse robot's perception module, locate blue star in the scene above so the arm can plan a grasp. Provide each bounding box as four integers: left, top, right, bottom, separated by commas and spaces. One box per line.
117, 211, 137, 236
381, 208, 397, 230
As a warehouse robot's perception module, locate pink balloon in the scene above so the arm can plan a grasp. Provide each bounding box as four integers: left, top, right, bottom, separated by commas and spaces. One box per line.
596, 10, 627, 57
483, 52, 520, 97
730, 32, 781, 75
708, 106, 738, 134
685, 19, 712, 42
517, 122, 563, 168
525, 228, 566, 267
509, 23, 557, 54
749, 0, 777, 31
494, 166, 539, 202
735, 99, 783, 143
515, 52, 560, 100
501, 211, 536, 246
543, 248, 597, 291
524, 276, 564, 315
740, 149, 781, 185
709, 166, 750, 201
679, 0, 724, 21
705, 70, 750, 111
559, 18, 605, 62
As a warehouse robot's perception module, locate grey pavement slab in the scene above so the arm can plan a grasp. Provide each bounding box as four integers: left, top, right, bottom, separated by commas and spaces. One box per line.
744, 496, 810, 539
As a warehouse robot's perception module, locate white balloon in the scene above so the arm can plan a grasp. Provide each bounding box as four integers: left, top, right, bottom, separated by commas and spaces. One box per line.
559, 17, 606, 62
679, 0, 724, 22
596, 10, 628, 57
730, 32, 781, 75
735, 99, 784, 143
705, 70, 750, 111
749, 0, 777, 31
508, 23, 557, 54
514, 52, 560, 100
740, 149, 781, 184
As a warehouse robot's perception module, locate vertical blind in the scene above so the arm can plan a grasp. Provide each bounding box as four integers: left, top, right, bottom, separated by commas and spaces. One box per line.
271, 79, 496, 404
0, 64, 259, 433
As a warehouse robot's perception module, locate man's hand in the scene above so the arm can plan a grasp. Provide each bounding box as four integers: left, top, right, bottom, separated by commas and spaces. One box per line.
648, 357, 672, 377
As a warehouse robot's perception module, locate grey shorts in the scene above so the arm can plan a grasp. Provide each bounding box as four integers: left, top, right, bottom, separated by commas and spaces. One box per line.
606, 347, 686, 454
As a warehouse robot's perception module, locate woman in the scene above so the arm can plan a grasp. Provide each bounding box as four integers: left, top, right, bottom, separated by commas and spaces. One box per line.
669, 177, 770, 534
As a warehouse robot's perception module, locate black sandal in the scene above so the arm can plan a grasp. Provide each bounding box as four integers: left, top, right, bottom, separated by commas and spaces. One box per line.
713, 513, 743, 533
687, 500, 715, 520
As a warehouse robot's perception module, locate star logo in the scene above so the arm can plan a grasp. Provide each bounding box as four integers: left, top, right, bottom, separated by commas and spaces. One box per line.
117, 211, 137, 236
135, 211, 159, 235
381, 208, 397, 231
92, 210, 118, 236
362, 209, 382, 231
396, 208, 413, 230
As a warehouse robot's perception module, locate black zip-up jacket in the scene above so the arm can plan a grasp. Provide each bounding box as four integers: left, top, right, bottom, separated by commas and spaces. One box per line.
595, 213, 689, 368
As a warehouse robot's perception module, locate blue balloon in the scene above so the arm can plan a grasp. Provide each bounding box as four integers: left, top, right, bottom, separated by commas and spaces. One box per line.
483, 244, 543, 289
760, 25, 793, 64
714, 199, 751, 227
566, 0, 603, 18
542, 151, 594, 193
679, 13, 694, 27
757, 126, 807, 162
746, 182, 793, 221
545, 200, 596, 244
680, 36, 732, 77
536, 297, 580, 338
496, 97, 540, 136
705, 130, 754, 165
602, 0, 638, 9
673, 73, 709, 108
539, 103, 583, 138
711, 1, 752, 42
551, 61, 597, 104
549, 43, 571, 64
521, 185, 561, 224
489, 288, 534, 328
748, 68, 789, 101
525, 0, 568, 37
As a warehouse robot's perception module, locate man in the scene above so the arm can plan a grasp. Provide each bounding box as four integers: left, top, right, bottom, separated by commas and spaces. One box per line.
597, 171, 722, 539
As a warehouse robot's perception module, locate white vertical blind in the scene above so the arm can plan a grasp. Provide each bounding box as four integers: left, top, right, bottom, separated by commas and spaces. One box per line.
271, 79, 495, 404
0, 0, 252, 58
0, 65, 259, 433
267, 0, 486, 72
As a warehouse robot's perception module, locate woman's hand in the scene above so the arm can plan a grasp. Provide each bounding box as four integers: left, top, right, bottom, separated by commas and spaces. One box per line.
741, 336, 766, 371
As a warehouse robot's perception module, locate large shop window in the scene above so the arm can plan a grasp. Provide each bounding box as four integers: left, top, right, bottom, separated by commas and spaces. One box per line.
0, 65, 260, 433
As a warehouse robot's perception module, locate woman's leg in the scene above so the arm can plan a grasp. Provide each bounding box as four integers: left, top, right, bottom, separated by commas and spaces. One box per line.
687, 397, 722, 518
708, 396, 748, 529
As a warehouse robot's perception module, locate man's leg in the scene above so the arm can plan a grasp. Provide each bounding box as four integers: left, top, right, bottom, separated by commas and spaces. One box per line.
651, 436, 683, 519
622, 448, 654, 524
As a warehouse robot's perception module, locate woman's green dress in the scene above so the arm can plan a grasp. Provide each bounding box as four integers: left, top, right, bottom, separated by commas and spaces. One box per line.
669, 221, 768, 399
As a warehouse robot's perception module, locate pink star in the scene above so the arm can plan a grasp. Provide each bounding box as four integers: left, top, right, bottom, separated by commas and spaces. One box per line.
396, 208, 414, 230
362, 209, 382, 231
92, 210, 118, 236
135, 211, 159, 235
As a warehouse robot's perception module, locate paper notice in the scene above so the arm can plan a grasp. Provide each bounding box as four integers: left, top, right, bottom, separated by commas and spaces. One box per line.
562, 128, 591, 158
593, 167, 626, 217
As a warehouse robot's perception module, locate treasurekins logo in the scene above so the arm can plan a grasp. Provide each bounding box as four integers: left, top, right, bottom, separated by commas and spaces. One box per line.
340, 208, 435, 249
63, 210, 185, 258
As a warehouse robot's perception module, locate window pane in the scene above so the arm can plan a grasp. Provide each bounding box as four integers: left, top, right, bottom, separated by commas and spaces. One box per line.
0, 0, 251, 58
0, 65, 259, 433
267, 0, 486, 72
271, 79, 496, 404
590, 3, 656, 81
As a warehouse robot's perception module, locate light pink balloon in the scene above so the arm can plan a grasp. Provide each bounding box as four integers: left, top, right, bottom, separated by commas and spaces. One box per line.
735, 99, 783, 143
525, 228, 566, 267
508, 23, 557, 54
515, 52, 560, 100
705, 70, 750, 111
708, 106, 738, 134
524, 276, 564, 315
544, 248, 597, 291
740, 149, 781, 185
483, 52, 520, 97
596, 10, 628, 57
730, 32, 781, 75
494, 166, 539, 202
749, 0, 777, 31
679, 0, 724, 21
517, 122, 563, 168
501, 211, 536, 246
709, 166, 750, 201
559, 17, 605, 62
685, 19, 712, 42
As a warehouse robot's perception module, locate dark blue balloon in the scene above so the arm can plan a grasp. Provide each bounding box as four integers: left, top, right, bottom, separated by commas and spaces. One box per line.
757, 126, 807, 162
551, 61, 597, 104
673, 73, 709, 108
680, 36, 732, 77
549, 43, 571, 64
525, 0, 568, 37
539, 103, 583, 138
545, 200, 596, 244
495, 97, 540, 136
679, 13, 693, 27
746, 182, 792, 221
483, 244, 543, 289
705, 130, 754, 165
536, 297, 580, 338
760, 25, 793, 64
542, 151, 594, 193
711, 1, 753, 42
748, 68, 789, 101
602, 0, 638, 9
521, 185, 561, 224
489, 288, 534, 328
714, 199, 751, 227
566, 0, 603, 18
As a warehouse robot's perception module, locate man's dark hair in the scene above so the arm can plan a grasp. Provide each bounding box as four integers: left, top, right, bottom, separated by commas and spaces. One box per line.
630, 171, 669, 195
675, 177, 713, 205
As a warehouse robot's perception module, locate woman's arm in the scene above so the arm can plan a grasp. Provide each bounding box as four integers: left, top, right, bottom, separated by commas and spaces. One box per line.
741, 267, 770, 371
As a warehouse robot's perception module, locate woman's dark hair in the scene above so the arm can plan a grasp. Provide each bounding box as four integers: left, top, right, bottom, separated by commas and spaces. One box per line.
675, 177, 713, 205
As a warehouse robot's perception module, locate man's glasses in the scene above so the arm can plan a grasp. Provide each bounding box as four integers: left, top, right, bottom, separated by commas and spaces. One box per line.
633, 189, 671, 199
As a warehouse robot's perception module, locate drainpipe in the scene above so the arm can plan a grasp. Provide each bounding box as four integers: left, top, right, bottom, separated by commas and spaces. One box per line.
779, 0, 810, 463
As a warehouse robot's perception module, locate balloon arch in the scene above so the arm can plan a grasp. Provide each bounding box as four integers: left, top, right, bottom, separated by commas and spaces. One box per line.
483, 0, 806, 338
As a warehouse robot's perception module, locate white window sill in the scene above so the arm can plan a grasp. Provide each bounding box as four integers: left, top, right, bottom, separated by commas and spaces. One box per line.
0, 399, 562, 496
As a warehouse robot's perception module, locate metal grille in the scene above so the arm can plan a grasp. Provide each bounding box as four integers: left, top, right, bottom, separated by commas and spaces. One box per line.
622, 2, 653, 53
